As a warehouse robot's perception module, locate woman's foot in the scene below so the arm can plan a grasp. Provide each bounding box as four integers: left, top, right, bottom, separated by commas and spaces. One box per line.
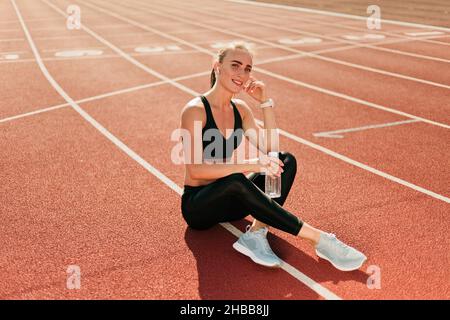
233, 226, 282, 268
315, 233, 367, 271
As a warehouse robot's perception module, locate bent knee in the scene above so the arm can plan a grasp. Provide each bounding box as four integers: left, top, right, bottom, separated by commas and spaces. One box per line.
280, 151, 297, 167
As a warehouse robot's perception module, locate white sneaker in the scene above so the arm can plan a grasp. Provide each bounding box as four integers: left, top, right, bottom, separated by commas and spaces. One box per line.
233, 226, 282, 268
315, 233, 367, 271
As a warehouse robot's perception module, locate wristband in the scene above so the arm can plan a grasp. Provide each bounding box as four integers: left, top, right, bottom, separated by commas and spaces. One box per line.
260, 98, 274, 109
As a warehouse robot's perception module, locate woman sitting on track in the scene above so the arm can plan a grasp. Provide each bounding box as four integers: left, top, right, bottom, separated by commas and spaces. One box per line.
179, 41, 366, 270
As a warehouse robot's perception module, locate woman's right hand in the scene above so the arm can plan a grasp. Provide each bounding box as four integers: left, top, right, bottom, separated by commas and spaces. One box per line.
258, 153, 284, 177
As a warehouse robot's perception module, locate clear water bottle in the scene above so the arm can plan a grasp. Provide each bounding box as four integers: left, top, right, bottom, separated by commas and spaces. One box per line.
265, 151, 281, 198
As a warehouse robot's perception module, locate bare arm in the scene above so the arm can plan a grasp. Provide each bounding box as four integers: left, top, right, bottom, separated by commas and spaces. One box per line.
237, 99, 279, 154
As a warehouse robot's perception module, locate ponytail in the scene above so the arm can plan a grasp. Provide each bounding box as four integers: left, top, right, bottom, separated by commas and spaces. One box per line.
210, 69, 216, 88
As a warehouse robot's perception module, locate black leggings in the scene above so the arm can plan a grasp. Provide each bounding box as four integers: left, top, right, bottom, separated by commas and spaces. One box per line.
181, 151, 303, 236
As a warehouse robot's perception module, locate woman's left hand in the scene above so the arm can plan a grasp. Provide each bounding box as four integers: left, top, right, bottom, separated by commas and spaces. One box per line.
243, 76, 267, 103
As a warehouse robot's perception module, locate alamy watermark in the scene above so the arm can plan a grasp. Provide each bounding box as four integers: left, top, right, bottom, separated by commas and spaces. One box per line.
366, 265, 381, 289
66, 265, 81, 290
367, 5, 381, 30
66, 5, 81, 30
170, 123, 280, 168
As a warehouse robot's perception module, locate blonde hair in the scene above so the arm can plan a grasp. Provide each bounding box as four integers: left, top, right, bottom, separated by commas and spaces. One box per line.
210, 41, 255, 88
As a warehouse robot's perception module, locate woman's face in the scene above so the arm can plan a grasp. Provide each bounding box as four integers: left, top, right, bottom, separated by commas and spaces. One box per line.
216, 49, 253, 94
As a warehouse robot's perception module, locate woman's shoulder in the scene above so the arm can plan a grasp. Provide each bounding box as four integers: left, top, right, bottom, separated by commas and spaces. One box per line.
185, 96, 203, 108
181, 97, 206, 123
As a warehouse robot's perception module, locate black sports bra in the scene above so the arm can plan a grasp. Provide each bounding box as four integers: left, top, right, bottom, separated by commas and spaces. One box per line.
200, 95, 243, 160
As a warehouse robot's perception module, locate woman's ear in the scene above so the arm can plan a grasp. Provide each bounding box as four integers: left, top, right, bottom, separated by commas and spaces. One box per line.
213, 62, 220, 75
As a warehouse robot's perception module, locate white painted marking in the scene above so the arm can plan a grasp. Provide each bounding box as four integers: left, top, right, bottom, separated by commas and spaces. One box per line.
211, 41, 234, 48
2, 54, 19, 60
134, 46, 165, 53
405, 31, 445, 37
261, 119, 450, 204
54, 49, 103, 57
279, 37, 322, 45
0, 71, 209, 124
313, 119, 421, 138
0, 103, 68, 123
226, 0, 450, 32
237, 12, 450, 63
166, 45, 181, 51
237, 3, 450, 47
4, 33, 435, 120
211, 40, 255, 49
134, 44, 182, 54
0, 38, 24, 42
13, 0, 181, 192
342, 34, 385, 41
258, 67, 450, 129
45, 1, 197, 97
0, 17, 61, 24
182, 4, 450, 63
117, 2, 450, 118
43, 46, 105, 53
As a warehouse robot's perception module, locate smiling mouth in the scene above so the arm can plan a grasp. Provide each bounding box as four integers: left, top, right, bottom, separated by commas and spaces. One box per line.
232, 79, 243, 87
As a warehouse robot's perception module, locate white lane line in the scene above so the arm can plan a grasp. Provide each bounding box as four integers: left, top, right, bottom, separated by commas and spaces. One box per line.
49, 1, 199, 97
0, 70, 210, 124
54, 49, 104, 57
258, 67, 450, 130
92, 0, 450, 129
0, 28, 22, 32
55, 1, 450, 203
42, 46, 105, 53
0, 53, 20, 60
187, 3, 450, 63
134, 0, 450, 88
405, 31, 445, 37
259, 118, 450, 204
0, 51, 197, 64
4, 44, 403, 121
205, 0, 450, 48
313, 119, 421, 138
0, 43, 350, 64
279, 37, 322, 45
0, 103, 68, 123
0, 17, 62, 24
226, 0, 450, 33
14, 0, 342, 301
0, 38, 24, 42
12, 0, 183, 204
0, 40, 429, 120
36, 0, 343, 301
